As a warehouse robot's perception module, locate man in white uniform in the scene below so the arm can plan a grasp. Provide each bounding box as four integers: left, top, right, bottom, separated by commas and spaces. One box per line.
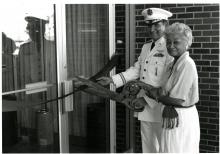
97, 8, 173, 153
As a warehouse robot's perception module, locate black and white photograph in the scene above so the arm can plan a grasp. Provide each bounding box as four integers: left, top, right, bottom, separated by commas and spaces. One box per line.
1, 1, 219, 153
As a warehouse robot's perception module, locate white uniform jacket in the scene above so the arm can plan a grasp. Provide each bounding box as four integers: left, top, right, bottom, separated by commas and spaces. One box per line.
112, 37, 173, 122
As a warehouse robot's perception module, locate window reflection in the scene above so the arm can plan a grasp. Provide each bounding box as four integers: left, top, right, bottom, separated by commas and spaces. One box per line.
2, 5, 58, 153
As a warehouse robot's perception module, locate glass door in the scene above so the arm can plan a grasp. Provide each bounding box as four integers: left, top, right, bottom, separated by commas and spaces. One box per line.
1, 4, 116, 153
55, 4, 116, 153
2, 4, 59, 153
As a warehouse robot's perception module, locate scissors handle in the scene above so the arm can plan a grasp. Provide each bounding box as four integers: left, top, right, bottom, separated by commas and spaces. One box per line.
120, 97, 145, 112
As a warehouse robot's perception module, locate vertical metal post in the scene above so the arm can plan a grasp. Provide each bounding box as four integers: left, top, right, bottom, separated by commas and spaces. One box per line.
55, 3, 69, 153
109, 4, 116, 153
125, 4, 136, 152
125, 4, 136, 69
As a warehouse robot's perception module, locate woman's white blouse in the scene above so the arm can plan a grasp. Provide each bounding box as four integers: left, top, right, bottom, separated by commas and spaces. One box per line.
163, 52, 199, 106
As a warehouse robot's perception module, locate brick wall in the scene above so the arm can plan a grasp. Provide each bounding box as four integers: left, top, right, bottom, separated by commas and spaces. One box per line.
135, 3, 219, 153
116, 3, 219, 153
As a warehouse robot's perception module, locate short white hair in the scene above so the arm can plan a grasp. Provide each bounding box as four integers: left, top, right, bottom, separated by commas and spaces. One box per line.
165, 22, 193, 47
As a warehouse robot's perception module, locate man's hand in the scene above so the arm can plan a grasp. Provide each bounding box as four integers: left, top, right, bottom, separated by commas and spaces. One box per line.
131, 97, 147, 109
96, 76, 113, 86
72, 76, 88, 88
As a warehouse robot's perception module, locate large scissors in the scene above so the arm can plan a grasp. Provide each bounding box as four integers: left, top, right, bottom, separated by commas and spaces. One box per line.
74, 76, 154, 112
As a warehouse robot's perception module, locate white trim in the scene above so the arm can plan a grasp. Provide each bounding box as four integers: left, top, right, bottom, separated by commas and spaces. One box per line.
55, 4, 69, 153
109, 4, 116, 153
126, 4, 136, 69
125, 4, 130, 69
125, 4, 136, 152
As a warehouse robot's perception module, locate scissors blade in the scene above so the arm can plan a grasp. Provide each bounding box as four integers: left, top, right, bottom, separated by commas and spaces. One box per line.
75, 76, 123, 102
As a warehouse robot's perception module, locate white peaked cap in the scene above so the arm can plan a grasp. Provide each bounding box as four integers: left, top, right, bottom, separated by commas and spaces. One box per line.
24, 5, 53, 21
25, 11, 49, 21
142, 8, 172, 24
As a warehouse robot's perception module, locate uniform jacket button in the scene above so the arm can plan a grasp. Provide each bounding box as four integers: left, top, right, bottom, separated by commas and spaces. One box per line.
144, 69, 146, 71
142, 77, 145, 79
146, 61, 148, 64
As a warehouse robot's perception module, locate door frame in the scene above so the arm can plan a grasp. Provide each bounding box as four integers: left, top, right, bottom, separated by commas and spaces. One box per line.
109, 4, 116, 153
55, 4, 116, 153
125, 4, 136, 152
55, 3, 69, 153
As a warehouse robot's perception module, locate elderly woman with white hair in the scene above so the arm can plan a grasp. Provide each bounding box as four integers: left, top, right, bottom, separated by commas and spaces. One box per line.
146, 22, 200, 153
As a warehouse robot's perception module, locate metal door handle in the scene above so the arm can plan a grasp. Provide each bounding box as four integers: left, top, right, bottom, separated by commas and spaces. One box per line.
2, 81, 55, 95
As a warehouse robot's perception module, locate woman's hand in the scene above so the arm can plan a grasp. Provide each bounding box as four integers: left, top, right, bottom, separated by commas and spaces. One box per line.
96, 76, 113, 86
